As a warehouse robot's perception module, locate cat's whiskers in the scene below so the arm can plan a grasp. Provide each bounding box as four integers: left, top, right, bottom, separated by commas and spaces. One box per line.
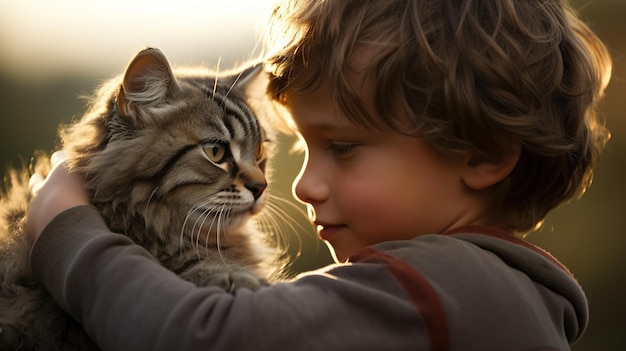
195, 205, 220, 258
214, 201, 230, 263
181, 203, 201, 254
211, 57, 221, 103
180, 204, 200, 254
256, 193, 314, 260
180, 200, 216, 256
143, 186, 160, 228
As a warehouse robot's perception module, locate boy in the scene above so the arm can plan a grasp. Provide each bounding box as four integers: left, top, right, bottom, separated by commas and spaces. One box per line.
25, 0, 611, 350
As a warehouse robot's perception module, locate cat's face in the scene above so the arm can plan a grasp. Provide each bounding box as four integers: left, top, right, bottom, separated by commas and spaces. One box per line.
118, 82, 270, 240
65, 49, 271, 245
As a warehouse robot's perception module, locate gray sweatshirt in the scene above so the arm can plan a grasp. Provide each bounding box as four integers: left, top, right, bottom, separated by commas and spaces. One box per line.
31, 205, 587, 351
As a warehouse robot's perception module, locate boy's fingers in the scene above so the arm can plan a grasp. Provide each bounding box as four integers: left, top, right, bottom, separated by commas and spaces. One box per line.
28, 173, 45, 194
50, 151, 68, 167
29, 151, 69, 195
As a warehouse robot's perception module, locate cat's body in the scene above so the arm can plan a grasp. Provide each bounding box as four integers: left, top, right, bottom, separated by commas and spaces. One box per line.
0, 48, 279, 350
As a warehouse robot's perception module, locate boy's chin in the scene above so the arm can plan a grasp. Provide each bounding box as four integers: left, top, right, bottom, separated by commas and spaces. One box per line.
325, 241, 351, 263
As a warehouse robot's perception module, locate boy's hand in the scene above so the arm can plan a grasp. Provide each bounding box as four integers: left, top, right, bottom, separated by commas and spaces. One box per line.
24, 152, 90, 246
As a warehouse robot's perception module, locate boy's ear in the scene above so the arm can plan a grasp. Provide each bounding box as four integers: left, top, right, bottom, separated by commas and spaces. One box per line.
461, 143, 521, 190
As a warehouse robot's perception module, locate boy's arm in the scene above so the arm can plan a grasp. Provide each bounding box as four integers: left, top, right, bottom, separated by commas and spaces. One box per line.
31, 206, 429, 351
30, 205, 202, 350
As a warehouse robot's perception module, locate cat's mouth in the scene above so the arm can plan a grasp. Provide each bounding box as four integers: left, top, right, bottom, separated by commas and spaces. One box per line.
251, 196, 267, 215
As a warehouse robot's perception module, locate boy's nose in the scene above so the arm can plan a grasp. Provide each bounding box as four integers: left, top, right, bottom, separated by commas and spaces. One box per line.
293, 154, 329, 205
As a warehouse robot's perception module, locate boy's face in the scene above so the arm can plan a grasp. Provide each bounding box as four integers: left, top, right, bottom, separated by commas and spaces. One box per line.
284, 83, 477, 263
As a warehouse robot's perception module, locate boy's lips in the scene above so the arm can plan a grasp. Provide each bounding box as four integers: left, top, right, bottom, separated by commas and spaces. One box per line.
315, 222, 346, 241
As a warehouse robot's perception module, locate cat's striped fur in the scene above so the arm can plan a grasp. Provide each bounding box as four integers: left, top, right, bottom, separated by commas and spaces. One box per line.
0, 48, 281, 350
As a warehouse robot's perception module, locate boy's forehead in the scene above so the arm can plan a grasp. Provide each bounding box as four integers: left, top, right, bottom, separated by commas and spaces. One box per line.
283, 84, 359, 128
278, 44, 398, 132
284, 44, 377, 91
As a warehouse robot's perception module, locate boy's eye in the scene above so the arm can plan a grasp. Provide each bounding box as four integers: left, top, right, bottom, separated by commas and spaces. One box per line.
202, 140, 228, 163
328, 142, 358, 157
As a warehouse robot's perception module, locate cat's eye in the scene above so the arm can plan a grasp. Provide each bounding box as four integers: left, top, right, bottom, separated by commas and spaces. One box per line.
202, 141, 228, 163
255, 142, 264, 161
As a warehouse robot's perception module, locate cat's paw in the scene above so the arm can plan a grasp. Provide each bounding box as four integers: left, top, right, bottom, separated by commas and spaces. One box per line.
179, 262, 269, 293
200, 270, 267, 293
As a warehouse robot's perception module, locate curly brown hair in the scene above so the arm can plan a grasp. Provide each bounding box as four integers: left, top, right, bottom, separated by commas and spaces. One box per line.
262, 0, 611, 233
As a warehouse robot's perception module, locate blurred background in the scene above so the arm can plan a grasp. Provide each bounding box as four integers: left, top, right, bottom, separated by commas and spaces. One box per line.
0, 0, 623, 349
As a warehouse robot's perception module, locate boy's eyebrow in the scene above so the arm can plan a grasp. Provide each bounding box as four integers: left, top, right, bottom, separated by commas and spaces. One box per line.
302, 120, 364, 132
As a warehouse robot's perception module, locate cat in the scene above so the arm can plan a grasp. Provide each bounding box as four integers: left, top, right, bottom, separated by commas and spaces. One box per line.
0, 47, 283, 350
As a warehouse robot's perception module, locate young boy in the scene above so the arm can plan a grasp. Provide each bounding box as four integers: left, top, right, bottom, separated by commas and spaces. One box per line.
24, 0, 611, 350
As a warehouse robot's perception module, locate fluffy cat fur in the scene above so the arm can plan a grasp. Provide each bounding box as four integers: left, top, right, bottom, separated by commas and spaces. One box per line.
0, 48, 282, 350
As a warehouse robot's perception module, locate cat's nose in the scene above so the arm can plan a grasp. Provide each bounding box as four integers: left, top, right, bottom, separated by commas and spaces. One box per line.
246, 181, 267, 200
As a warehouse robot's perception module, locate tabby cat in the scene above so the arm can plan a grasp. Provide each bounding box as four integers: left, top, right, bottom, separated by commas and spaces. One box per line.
0, 47, 281, 350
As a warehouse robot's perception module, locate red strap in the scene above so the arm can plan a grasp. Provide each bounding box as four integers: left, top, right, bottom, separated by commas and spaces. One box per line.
351, 248, 449, 351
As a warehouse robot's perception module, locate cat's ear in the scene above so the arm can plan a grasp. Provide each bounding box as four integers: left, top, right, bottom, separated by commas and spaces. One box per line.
228, 63, 277, 140
232, 63, 265, 89
117, 48, 178, 117
239, 64, 270, 99
217, 63, 267, 93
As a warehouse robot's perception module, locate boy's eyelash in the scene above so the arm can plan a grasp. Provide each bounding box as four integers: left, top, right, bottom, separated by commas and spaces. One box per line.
328, 142, 358, 155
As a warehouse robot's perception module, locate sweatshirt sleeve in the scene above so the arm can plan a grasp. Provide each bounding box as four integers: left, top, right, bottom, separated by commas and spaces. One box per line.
30, 206, 430, 351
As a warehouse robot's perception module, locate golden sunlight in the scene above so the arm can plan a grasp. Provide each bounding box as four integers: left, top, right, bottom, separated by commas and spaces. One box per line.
0, 0, 272, 79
